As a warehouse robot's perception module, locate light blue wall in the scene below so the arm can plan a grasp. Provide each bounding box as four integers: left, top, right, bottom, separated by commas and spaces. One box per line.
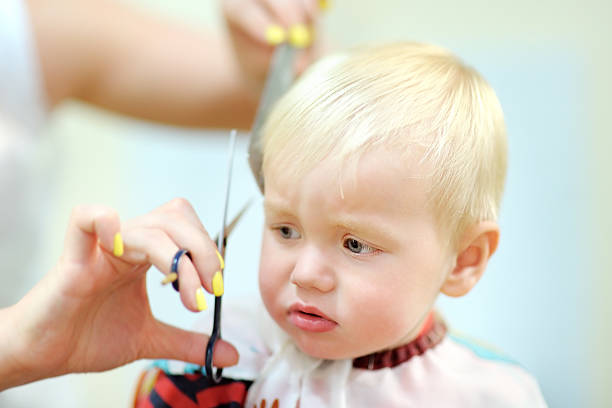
437, 48, 591, 407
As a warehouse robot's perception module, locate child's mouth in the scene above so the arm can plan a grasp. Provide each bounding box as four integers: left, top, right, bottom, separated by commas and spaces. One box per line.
288, 304, 338, 333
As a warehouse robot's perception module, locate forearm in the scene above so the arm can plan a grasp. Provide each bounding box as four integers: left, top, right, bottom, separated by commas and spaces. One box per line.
28, 0, 259, 129
85, 29, 260, 129
0, 304, 39, 391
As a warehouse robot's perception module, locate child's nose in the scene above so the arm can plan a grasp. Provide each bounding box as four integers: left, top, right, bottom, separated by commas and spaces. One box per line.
290, 246, 335, 293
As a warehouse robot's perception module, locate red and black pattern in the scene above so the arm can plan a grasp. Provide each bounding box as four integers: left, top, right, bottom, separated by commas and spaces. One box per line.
133, 369, 253, 408
353, 312, 447, 370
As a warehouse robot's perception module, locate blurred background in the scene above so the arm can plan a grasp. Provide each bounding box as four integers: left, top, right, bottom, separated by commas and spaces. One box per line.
1, 0, 610, 406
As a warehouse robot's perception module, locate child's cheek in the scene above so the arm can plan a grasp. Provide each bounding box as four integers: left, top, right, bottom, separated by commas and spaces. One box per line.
258, 259, 284, 314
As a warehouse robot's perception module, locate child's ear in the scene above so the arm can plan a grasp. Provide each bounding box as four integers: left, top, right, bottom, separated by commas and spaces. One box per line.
440, 221, 500, 298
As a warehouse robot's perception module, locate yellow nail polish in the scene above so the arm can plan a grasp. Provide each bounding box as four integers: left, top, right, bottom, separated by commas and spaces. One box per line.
265, 24, 286, 45
160, 272, 178, 285
212, 271, 224, 297
288, 24, 311, 48
318, 0, 330, 10
113, 232, 124, 257
196, 287, 208, 311
216, 250, 225, 270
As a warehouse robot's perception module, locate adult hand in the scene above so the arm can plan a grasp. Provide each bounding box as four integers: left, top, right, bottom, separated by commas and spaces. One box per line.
222, 0, 327, 94
0, 198, 237, 391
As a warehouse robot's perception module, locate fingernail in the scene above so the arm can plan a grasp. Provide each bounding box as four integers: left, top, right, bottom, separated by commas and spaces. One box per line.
215, 250, 225, 270
160, 272, 178, 285
196, 287, 208, 311
113, 233, 124, 257
288, 24, 312, 48
265, 24, 286, 45
212, 271, 224, 297
318, 0, 330, 10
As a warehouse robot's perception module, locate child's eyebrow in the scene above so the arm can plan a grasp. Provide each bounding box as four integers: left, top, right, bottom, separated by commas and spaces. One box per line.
333, 215, 400, 248
263, 199, 294, 217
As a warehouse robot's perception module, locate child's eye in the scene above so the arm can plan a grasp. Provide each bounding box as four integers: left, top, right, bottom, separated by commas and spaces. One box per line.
277, 225, 301, 240
343, 237, 377, 255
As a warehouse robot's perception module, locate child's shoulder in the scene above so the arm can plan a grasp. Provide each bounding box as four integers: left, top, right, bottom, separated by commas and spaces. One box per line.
347, 328, 547, 407
421, 331, 547, 406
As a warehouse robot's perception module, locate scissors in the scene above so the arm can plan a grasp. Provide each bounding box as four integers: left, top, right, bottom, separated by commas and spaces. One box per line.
204, 128, 237, 383
166, 30, 303, 383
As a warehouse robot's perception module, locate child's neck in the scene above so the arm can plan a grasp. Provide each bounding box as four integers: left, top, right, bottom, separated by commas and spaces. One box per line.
352, 310, 446, 370
416, 310, 435, 337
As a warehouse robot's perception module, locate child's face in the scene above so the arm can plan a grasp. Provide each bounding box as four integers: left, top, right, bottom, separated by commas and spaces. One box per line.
259, 147, 454, 360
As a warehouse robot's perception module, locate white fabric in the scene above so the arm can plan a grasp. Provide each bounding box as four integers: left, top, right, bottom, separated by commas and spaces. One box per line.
0, 0, 49, 307
164, 300, 548, 408
0, 0, 47, 133
0, 3, 67, 407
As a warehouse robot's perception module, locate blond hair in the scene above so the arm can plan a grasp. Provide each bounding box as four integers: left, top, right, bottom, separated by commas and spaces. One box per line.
261, 42, 507, 247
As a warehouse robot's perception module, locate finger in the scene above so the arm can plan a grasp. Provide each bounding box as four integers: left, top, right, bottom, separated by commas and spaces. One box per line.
63, 204, 121, 263
262, 0, 307, 28
260, 1, 315, 50
129, 199, 224, 295
299, 0, 322, 24
315, 0, 330, 13
143, 320, 239, 367
121, 227, 205, 313
162, 218, 222, 295
174, 249, 208, 313
130, 198, 208, 237
224, 0, 276, 45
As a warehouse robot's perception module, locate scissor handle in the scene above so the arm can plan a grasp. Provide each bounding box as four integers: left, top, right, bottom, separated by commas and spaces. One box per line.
205, 294, 223, 383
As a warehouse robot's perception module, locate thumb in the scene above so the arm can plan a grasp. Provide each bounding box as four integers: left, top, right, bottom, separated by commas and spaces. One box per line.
143, 320, 239, 368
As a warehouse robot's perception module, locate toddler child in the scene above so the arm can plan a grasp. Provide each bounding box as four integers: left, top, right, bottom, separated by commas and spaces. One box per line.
134, 42, 547, 407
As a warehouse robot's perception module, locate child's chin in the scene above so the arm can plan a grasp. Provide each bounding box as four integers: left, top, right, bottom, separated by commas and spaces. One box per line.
292, 337, 352, 360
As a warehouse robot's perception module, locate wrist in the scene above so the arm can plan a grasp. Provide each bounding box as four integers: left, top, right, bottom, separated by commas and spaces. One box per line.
0, 303, 40, 390
0, 273, 67, 390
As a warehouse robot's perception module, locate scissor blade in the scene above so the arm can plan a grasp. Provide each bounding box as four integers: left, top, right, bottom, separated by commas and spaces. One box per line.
248, 44, 297, 192
213, 198, 253, 246
217, 130, 237, 256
